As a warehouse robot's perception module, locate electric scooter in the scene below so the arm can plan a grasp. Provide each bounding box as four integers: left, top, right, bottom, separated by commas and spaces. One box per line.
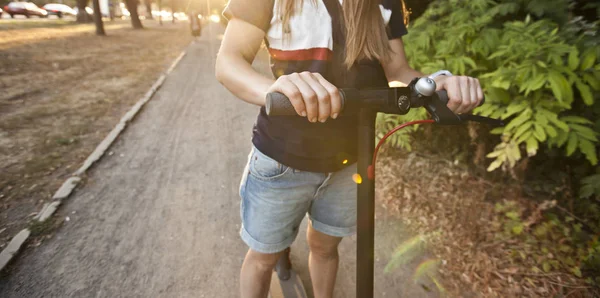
265, 77, 504, 298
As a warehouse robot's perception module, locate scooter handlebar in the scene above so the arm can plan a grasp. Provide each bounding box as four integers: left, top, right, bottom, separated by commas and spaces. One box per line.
265, 92, 311, 116
265, 89, 486, 118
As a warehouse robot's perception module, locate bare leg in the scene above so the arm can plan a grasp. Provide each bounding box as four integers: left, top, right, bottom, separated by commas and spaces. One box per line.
307, 223, 342, 298
240, 248, 283, 298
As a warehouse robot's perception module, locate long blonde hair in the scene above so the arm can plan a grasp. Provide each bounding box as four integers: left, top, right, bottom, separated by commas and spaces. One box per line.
279, 0, 402, 67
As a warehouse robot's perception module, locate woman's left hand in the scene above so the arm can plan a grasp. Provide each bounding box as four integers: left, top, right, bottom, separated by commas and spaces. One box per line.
434, 75, 484, 114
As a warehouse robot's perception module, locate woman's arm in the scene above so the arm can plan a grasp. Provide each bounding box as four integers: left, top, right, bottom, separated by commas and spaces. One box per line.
382, 39, 423, 86
215, 18, 342, 123
215, 18, 274, 106
382, 38, 484, 114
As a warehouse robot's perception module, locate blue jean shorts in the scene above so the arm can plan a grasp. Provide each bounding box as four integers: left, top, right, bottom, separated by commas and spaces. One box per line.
239, 146, 357, 254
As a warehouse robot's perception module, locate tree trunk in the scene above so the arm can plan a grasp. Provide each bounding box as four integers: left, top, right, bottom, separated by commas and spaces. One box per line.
76, 0, 92, 22
92, 0, 106, 35
108, 0, 114, 20
145, 0, 153, 19
125, 0, 143, 29
157, 0, 162, 25
170, 0, 175, 23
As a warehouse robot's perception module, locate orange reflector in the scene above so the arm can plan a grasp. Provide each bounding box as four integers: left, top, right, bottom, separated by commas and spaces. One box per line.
352, 173, 362, 184
342, 159, 348, 164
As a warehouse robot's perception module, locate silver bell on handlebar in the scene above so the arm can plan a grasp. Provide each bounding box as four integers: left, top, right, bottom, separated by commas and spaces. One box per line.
414, 77, 437, 97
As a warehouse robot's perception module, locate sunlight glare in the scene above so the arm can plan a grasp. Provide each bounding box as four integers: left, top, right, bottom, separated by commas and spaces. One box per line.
352, 173, 362, 184
210, 14, 221, 23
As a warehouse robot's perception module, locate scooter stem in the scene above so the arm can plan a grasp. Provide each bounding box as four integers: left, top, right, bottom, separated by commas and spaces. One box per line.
356, 108, 376, 298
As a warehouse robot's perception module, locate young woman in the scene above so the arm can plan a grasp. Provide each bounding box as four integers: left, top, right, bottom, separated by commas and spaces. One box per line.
189, 11, 202, 38
216, 0, 483, 297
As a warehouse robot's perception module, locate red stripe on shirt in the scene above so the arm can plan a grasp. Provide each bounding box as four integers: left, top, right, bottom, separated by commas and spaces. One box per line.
268, 48, 332, 61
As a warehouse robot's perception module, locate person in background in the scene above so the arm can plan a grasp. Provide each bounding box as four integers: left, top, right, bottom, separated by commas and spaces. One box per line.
189, 11, 201, 39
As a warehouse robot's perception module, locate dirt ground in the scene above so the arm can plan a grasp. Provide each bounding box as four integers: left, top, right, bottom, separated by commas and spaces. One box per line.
0, 20, 192, 250
376, 147, 598, 297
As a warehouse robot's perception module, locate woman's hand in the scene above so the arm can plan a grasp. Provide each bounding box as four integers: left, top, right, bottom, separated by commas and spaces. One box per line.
434, 75, 484, 114
266, 72, 342, 123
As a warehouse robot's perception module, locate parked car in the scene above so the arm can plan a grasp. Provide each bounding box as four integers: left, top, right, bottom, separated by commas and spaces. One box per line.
3, 2, 48, 18
43, 3, 76, 18
72, 6, 93, 16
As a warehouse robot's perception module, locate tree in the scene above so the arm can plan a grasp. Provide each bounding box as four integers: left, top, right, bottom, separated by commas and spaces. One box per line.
144, 0, 153, 19
170, 0, 175, 23
76, 0, 93, 22
157, 0, 162, 25
92, 0, 105, 35
124, 0, 143, 29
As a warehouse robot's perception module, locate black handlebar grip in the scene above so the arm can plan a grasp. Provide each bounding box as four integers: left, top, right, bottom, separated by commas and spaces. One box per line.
435, 90, 485, 106
265, 92, 297, 116
266, 91, 347, 116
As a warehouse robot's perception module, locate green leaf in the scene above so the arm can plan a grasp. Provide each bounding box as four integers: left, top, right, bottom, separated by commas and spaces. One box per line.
486, 87, 511, 104
583, 73, 599, 90
579, 139, 598, 165
571, 124, 599, 142
543, 262, 551, 273
575, 81, 594, 106
572, 267, 582, 278
552, 130, 569, 147
534, 225, 547, 236
490, 127, 505, 135
528, 74, 547, 92
506, 211, 520, 220
580, 48, 597, 70
462, 57, 477, 69
579, 174, 600, 199
533, 124, 547, 142
486, 147, 505, 158
512, 224, 524, 235
545, 125, 558, 138
526, 137, 538, 156
487, 158, 504, 172
541, 109, 569, 131
566, 133, 578, 156
562, 116, 592, 125
513, 121, 533, 141
502, 101, 528, 119
492, 78, 511, 90
505, 109, 532, 131
516, 131, 533, 144
568, 49, 579, 71
536, 61, 547, 68
535, 112, 549, 125
547, 71, 564, 102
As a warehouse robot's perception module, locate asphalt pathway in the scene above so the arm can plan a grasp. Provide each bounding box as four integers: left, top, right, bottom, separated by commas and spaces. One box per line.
0, 23, 439, 298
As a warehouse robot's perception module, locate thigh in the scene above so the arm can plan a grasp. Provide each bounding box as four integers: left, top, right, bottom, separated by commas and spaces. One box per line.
309, 164, 357, 237
240, 147, 323, 253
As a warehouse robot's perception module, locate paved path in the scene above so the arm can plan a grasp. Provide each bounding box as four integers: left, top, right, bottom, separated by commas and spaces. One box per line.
0, 23, 438, 298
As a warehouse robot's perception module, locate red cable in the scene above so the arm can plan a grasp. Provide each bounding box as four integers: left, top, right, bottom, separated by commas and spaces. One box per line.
367, 119, 435, 180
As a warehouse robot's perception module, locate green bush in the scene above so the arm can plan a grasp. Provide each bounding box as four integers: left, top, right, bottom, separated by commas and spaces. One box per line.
380, 0, 600, 195
378, 0, 600, 285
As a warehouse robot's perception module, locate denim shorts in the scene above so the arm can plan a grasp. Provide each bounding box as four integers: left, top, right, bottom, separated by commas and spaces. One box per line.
239, 146, 357, 254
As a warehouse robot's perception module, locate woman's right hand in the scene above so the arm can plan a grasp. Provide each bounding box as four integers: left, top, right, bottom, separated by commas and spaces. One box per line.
266, 72, 342, 123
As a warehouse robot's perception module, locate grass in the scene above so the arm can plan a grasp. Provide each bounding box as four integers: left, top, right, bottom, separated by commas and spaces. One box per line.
0, 18, 75, 30
0, 20, 192, 250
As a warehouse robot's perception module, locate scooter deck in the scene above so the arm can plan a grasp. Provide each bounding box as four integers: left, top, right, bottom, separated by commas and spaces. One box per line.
269, 270, 308, 298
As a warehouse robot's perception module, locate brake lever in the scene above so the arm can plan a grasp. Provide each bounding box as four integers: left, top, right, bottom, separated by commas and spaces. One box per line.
458, 114, 505, 126
411, 77, 504, 126
424, 93, 463, 125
